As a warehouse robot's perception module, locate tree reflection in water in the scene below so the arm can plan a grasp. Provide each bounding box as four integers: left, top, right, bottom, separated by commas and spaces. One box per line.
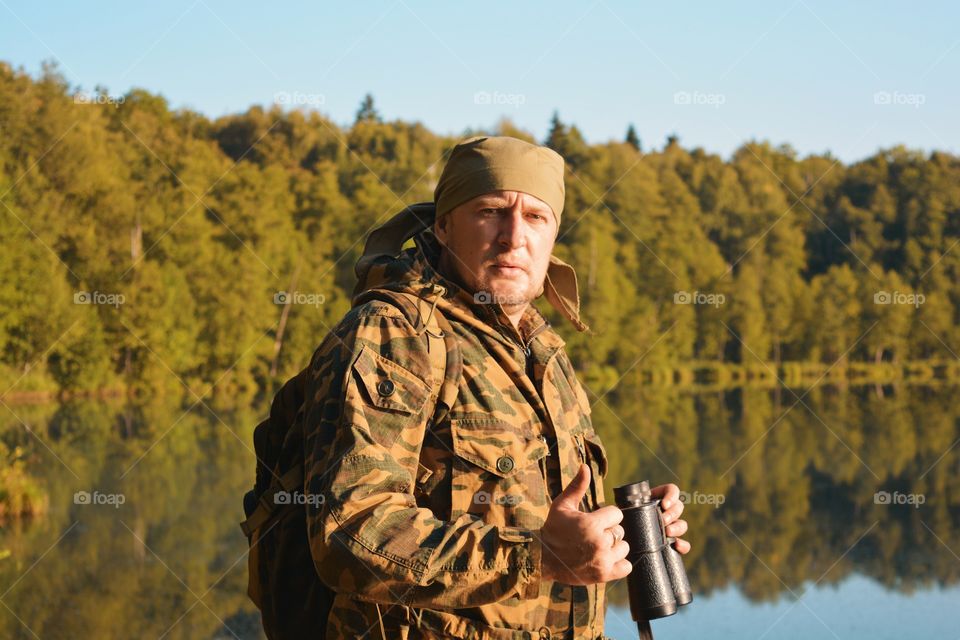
1, 382, 958, 639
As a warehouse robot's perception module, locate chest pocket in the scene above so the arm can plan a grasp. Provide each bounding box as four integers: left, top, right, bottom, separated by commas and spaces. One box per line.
346, 344, 432, 449
448, 417, 549, 528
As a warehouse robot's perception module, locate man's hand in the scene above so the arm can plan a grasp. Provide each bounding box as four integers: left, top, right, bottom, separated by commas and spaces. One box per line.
537, 464, 632, 585
650, 483, 691, 554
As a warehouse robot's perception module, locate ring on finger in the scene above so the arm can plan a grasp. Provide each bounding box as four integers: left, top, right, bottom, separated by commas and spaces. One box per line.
609, 526, 624, 547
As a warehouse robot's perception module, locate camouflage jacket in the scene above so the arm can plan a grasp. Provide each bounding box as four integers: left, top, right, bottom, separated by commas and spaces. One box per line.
301, 232, 610, 639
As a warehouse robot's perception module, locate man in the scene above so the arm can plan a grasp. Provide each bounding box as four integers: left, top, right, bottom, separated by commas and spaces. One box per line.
303, 136, 690, 638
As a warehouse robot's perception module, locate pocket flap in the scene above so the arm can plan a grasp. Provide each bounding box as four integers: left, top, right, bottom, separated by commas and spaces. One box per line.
351, 344, 430, 415
581, 430, 608, 478
451, 418, 548, 478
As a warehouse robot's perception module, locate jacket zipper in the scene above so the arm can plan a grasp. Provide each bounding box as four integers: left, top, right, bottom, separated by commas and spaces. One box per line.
517, 325, 544, 383
523, 320, 549, 352
502, 312, 548, 358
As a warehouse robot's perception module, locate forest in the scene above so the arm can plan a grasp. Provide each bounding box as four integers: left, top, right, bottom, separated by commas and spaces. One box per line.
2, 59, 960, 404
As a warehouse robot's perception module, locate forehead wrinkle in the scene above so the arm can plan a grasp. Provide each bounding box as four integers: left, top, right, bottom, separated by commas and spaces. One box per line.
473, 195, 511, 207
474, 193, 552, 213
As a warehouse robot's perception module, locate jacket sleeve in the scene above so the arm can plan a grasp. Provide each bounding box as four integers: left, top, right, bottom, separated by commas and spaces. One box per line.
302, 303, 543, 608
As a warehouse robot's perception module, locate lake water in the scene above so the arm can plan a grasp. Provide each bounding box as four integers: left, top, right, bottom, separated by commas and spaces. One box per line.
1, 382, 958, 639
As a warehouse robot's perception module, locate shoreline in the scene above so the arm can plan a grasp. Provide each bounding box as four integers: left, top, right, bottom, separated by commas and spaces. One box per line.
2, 360, 959, 405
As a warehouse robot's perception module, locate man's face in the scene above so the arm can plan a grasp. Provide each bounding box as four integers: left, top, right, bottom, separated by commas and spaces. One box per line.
434, 190, 557, 312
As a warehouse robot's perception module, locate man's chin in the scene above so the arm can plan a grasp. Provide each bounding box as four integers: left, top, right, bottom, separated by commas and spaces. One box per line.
486, 287, 533, 307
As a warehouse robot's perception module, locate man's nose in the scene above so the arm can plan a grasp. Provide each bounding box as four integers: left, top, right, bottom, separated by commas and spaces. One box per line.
496, 208, 526, 249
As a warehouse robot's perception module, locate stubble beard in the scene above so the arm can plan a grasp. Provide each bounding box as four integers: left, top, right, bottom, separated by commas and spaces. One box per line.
438, 247, 536, 310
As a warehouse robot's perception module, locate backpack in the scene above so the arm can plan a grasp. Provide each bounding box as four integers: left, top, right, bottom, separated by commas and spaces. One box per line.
239, 286, 459, 640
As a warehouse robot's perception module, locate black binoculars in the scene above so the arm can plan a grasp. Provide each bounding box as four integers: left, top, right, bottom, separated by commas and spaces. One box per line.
614, 480, 692, 640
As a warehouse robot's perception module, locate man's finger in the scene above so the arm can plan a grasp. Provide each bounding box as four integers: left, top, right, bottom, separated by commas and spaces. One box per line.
587, 504, 624, 529
611, 538, 630, 561
612, 558, 633, 580
552, 463, 591, 512
666, 519, 688, 538
662, 500, 684, 524
672, 538, 691, 554
651, 483, 680, 509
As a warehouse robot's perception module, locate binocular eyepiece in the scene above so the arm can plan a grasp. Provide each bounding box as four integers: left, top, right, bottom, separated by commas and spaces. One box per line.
614, 480, 692, 640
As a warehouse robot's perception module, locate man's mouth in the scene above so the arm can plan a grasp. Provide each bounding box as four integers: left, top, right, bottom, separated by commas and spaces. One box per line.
490, 263, 525, 275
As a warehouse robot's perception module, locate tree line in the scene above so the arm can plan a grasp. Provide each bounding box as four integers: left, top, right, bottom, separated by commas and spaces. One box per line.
2, 60, 960, 400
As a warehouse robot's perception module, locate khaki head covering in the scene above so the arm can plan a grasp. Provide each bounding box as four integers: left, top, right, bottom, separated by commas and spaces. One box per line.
434, 136, 566, 225
356, 135, 588, 332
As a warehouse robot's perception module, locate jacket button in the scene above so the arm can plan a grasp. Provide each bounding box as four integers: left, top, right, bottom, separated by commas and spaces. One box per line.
377, 379, 395, 397
496, 455, 514, 473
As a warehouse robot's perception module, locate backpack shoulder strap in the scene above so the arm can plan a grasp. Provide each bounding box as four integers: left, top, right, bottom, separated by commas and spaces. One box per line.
240, 465, 304, 537
383, 289, 446, 386
430, 308, 460, 426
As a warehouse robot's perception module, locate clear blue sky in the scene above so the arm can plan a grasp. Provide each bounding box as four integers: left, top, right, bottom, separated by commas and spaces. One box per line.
2, 1, 957, 162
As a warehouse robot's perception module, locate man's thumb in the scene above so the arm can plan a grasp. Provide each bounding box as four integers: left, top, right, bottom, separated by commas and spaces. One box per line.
553, 463, 591, 511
